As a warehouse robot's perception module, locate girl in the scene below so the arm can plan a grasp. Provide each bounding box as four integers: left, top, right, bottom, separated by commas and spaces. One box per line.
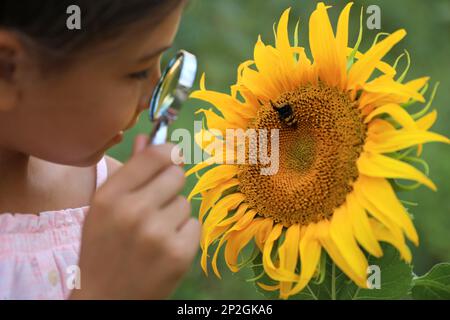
0, 0, 200, 299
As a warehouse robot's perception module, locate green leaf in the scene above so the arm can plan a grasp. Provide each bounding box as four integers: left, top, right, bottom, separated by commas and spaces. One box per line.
411, 263, 450, 299
335, 244, 413, 300
294, 245, 413, 300
250, 244, 414, 300
291, 244, 413, 299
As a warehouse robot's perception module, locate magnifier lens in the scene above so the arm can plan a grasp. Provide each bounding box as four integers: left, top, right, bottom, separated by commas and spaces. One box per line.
148, 50, 197, 145
150, 55, 184, 121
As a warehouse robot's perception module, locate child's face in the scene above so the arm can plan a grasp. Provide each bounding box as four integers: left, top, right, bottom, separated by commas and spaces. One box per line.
0, 3, 184, 166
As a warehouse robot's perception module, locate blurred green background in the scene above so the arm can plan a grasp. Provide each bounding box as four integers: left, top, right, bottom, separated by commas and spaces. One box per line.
108, 0, 450, 299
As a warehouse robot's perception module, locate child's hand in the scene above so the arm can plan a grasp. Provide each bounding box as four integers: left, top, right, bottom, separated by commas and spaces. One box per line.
70, 135, 200, 299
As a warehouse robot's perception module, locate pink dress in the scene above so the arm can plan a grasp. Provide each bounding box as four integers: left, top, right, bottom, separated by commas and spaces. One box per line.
0, 156, 108, 300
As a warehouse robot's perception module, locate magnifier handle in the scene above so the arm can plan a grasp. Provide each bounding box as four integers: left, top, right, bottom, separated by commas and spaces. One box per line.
149, 117, 169, 145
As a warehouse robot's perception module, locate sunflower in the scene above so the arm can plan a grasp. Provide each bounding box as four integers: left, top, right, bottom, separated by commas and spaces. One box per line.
186, 2, 449, 299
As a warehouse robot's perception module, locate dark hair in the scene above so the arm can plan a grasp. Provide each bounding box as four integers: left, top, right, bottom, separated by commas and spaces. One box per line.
0, 0, 181, 61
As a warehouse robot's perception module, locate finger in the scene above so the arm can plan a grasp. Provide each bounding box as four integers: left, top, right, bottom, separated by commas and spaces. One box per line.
177, 148, 185, 169
156, 195, 191, 231
173, 218, 201, 256
103, 143, 182, 196
138, 195, 191, 235
132, 134, 149, 156
130, 164, 186, 208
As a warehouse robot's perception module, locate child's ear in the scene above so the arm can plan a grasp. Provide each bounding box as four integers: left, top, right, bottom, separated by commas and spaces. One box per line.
0, 31, 23, 112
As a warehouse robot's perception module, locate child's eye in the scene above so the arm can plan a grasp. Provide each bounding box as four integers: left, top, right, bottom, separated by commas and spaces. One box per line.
128, 69, 150, 80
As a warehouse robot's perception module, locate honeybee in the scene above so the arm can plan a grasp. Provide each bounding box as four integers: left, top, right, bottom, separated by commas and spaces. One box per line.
270, 100, 297, 127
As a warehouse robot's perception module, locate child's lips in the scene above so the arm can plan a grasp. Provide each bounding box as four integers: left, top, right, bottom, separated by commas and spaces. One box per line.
104, 131, 124, 150
113, 131, 124, 144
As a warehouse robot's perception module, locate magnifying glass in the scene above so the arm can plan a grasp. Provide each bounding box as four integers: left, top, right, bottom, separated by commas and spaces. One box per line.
148, 50, 197, 145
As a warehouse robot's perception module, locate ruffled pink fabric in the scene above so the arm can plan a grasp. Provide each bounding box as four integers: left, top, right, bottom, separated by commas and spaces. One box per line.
0, 156, 108, 299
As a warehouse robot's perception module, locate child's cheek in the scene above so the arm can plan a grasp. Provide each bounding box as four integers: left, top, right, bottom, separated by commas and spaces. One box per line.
103, 84, 142, 132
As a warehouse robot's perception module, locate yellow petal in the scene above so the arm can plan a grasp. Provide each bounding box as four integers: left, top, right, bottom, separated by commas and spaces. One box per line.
235, 84, 261, 109
316, 219, 367, 288
211, 205, 253, 277
202, 193, 246, 231
262, 224, 298, 282
416, 110, 437, 131
185, 161, 212, 178
201, 194, 246, 253
274, 8, 298, 91
193, 128, 215, 152
415, 110, 438, 156
226, 208, 257, 231
187, 134, 230, 173
196, 108, 244, 136
216, 202, 249, 228
255, 218, 274, 251
358, 77, 429, 110
185, 139, 238, 177
369, 219, 412, 262
348, 29, 406, 88
347, 192, 383, 257
404, 76, 429, 92
232, 60, 255, 98
363, 76, 425, 103
188, 165, 237, 200
198, 179, 240, 222
257, 282, 280, 291
254, 37, 292, 94
185, 156, 227, 177
365, 129, 449, 153
297, 47, 317, 84
365, 103, 417, 129
276, 8, 292, 58
359, 92, 398, 111
357, 151, 436, 191
279, 224, 301, 299
224, 218, 264, 272
309, 3, 345, 87
368, 119, 396, 135
336, 3, 353, 53
335, 2, 353, 88
201, 196, 247, 275
240, 67, 278, 102
329, 203, 368, 282
207, 138, 239, 162
199, 72, 207, 90
191, 90, 255, 123
289, 223, 322, 295
357, 175, 418, 245
289, 46, 309, 83
351, 49, 396, 77
353, 180, 405, 242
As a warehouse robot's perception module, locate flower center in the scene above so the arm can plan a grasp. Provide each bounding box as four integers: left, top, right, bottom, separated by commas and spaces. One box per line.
237, 83, 366, 227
